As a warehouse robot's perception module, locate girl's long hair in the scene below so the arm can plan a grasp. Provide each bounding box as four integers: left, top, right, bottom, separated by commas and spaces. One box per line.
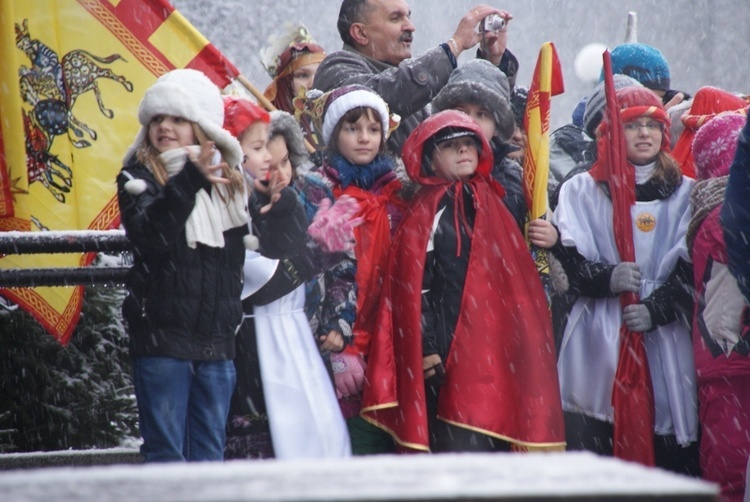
137, 122, 244, 200
649, 150, 682, 187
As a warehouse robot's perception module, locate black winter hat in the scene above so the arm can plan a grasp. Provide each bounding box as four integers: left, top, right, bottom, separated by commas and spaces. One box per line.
510, 85, 529, 130
422, 126, 483, 169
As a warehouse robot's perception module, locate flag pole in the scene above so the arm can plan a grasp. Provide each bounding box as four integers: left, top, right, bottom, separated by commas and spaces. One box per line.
235, 74, 316, 154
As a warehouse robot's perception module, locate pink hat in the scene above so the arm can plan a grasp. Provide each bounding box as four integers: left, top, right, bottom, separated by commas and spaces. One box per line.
692, 112, 746, 180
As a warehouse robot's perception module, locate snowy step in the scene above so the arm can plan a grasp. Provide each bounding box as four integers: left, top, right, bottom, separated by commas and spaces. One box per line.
0, 451, 718, 501
0, 447, 141, 470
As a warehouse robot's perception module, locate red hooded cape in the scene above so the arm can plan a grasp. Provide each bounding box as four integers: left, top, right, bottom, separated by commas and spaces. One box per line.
361, 110, 565, 451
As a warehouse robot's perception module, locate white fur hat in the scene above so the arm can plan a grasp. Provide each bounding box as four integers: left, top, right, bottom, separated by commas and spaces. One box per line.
123, 69, 243, 167
321, 85, 391, 146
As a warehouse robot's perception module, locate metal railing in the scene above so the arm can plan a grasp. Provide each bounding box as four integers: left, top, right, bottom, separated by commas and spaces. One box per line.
0, 230, 132, 288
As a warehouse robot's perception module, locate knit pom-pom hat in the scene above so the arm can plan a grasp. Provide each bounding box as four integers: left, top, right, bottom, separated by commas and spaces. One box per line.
321, 84, 391, 146
605, 43, 671, 91
692, 112, 746, 180
583, 74, 642, 138
571, 96, 587, 129
431, 59, 515, 140
124, 69, 243, 168
222, 96, 270, 139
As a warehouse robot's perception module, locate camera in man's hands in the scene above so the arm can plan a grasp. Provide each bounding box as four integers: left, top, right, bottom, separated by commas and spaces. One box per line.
478, 14, 506, 33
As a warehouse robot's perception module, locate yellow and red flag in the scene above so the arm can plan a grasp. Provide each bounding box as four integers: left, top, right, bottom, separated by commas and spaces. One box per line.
0, 0, 242, 343
522, 41, 564, 224
522, 42, 563, 284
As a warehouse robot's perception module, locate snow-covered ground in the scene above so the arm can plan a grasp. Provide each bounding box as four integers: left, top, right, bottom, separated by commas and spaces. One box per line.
0, 451, 718, 501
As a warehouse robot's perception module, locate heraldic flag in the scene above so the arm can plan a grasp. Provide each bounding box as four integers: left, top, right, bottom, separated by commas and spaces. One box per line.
0, 0, 242, 343
522, 42, 564, 223
522, 42, 563, 283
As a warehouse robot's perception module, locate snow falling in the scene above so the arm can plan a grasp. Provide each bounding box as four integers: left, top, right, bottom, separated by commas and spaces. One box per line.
172, 0, 750, 130
2, 0, 748, 499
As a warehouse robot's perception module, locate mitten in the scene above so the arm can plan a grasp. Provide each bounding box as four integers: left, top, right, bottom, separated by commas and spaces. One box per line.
623, 303, 653, 332
610, 262, 641, 294
329, 352, 366, 399
307, 196, 363, 253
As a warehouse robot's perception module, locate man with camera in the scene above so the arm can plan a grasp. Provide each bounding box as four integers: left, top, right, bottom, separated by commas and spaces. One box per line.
313, 0, 517, 155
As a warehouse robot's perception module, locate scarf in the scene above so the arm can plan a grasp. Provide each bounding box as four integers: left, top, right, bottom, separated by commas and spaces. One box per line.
328, 154, 406, 357
325, 154, 395, 190
160, 146, 248, 249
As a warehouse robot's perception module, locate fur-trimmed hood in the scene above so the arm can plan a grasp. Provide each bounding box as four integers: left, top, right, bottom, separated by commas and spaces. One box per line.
268, 110, 310, 171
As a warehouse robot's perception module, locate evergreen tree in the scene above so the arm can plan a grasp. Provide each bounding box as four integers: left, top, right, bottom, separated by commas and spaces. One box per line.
0, 284, 137, 452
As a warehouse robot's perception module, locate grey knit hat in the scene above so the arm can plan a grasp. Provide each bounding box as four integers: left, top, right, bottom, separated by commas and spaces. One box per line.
431, 59, 515, 140
268, 110, 309, 170
582, 74, 642, 139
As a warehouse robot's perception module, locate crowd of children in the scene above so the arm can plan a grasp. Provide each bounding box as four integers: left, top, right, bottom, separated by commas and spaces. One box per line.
116, 10, 750, 501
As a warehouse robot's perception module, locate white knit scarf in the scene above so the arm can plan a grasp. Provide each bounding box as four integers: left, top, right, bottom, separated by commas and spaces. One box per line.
160, 146, 248, 248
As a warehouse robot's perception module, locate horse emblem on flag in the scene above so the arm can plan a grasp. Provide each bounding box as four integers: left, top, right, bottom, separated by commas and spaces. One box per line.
15, 18, 133, 202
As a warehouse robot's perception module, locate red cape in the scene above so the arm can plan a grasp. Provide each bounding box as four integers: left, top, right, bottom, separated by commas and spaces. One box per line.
361, 111, 565, 451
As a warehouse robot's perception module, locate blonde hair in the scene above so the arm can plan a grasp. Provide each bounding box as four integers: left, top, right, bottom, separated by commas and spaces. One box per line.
137, 121, 244, 199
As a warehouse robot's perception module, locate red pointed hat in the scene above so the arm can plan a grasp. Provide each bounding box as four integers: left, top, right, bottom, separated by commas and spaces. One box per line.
672, 86, 749, 177
222, 96, 270, 139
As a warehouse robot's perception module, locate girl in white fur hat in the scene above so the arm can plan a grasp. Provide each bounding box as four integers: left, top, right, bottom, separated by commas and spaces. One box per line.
117, 69, 250, 463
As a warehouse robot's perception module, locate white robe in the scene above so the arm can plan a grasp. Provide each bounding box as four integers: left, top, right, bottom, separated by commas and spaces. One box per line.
241, 251, 351, 459
552, 173, 698, 445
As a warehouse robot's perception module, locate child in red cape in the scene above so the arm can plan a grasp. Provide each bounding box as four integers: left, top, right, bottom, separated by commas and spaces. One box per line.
361, 110, 565, 452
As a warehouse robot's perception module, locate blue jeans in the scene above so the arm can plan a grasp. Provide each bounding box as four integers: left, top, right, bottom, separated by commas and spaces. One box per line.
133, 356, 236, 462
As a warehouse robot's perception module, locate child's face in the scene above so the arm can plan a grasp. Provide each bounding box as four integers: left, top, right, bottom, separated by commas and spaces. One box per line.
267, 135, 294, 185
624, 116, 663, 166
240, 122, 271, 179
430, 136, 479, 181
506, 126, 526, 161
148, 115, 196, 153
452, 102, 496, 141
336, 111, 382, 165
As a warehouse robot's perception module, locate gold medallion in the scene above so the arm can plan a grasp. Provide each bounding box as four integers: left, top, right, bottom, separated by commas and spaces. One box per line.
635, 212, 656, 232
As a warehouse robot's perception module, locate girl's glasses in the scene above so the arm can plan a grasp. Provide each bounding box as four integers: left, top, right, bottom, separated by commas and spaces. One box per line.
623, 121, 664, 134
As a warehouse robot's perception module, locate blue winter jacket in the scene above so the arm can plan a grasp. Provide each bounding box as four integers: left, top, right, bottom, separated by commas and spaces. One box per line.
721, 114, 750, 302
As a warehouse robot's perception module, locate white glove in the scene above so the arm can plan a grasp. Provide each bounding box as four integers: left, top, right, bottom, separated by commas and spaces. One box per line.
610, 262, 641, 294
623, 303, 653, 333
